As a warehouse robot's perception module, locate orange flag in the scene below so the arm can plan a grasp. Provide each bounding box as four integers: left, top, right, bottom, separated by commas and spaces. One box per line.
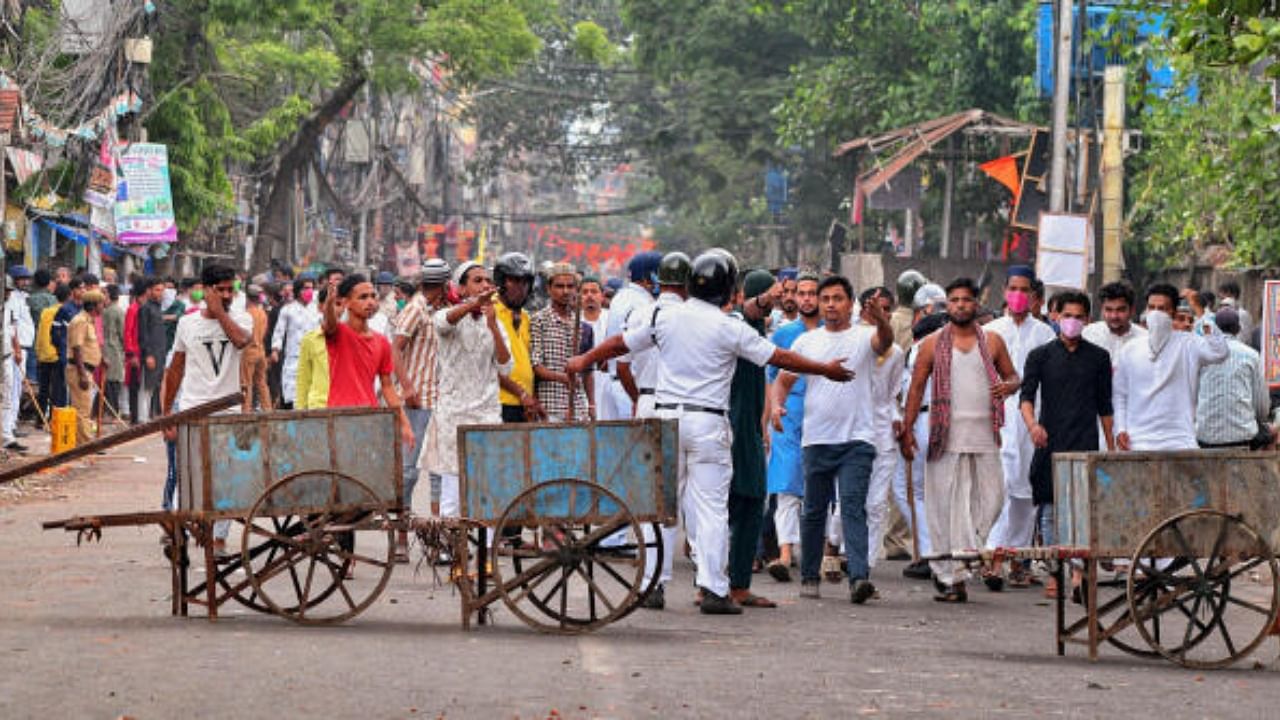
979, 155, 1022, 201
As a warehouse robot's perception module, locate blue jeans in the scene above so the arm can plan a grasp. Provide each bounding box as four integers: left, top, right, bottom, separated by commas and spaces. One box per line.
403, 407, 432, 509
1037, 503, 1056, 547
801, 441, 876, 584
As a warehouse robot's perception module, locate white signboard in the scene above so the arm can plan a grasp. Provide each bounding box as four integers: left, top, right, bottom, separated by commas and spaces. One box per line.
1035, 212, 1091, 290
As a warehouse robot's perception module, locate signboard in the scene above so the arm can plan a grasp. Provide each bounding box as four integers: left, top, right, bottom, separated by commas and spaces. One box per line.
1262, 280, 1280, 389
1035, 212, 1090, 290
114, 143, 177, 245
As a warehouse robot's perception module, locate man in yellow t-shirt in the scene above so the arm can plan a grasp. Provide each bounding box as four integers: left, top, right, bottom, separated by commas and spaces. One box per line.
492, 252, 543, 422
295, 327, 330, 409
66, 290, 106, 444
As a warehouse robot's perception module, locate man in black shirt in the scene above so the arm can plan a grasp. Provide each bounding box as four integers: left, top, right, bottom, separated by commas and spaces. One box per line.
1019, 290, 1115, 553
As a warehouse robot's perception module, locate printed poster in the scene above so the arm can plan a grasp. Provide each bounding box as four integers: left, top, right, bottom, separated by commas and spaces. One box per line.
114, 143, 177, 244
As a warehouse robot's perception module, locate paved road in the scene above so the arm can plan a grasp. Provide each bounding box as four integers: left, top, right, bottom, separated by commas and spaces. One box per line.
1, 437, 1277, 719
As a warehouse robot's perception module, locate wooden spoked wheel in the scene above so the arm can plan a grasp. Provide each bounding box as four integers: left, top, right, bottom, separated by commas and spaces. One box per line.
1127, 509, 1280, 669
491, 479, 647, 633
1076, 563, 1163, 659
241, 470, 396, 625
220, 516, 342, 614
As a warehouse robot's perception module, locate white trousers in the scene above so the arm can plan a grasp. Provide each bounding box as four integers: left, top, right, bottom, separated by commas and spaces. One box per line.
137, 384, 156, 423
5, 356, 22, 439
774, 493, 801, 546
892, 413, 932, 556
634, 394, 674, 586
865, 446, 898, 568
926, 450, 1003, 586
600, 378, 633, 421
658, 408, 732, 597
987, 411, 1037, 549
440, 473, 461, 518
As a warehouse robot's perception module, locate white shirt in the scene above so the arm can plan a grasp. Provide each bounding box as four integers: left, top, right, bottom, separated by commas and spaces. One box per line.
270, 300, 321, 398
986, 313, 1055, 376
605, 283, 653, 375
6, 289, 34, 347
791, 324, 880, 447
172, 310, 253, 408
1082, 320, 1147, 366
585, 308, 610, 411
627, 291, 682, 391
1113, 330, 1229, 450
869, 340, 904, 451
622, 297, 775, 411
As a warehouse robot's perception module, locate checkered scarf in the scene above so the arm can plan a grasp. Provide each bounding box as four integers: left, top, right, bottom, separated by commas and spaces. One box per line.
927, 322, 1004, 462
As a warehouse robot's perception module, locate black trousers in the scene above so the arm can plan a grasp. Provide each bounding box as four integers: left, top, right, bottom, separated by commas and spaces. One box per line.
728, 492, 766, 591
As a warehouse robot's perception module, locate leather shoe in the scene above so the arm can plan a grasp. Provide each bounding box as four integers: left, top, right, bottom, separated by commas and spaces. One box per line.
640, 583, 665, 610
698, 589, 742, 615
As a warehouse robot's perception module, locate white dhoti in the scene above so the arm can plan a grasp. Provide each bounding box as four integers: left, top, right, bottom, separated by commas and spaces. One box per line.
926, 450, 1004, 586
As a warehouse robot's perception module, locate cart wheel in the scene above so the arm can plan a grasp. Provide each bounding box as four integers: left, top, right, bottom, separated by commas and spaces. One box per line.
1076, 563, 1163, 659
242, 470, 396, 625
221, 517, 344, 614
1127, 509, 1280, 668
491, 479, 646, 633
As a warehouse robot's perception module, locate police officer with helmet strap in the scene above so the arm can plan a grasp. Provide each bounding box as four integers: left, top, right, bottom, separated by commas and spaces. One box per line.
566, 250, 856, 615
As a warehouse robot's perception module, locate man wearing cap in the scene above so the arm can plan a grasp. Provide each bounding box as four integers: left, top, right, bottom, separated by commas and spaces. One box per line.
66, 289, 106, 445
5, 266, 34, 444
392, 259, 450, 557
600, 251, 661, 421
1196, 307, 1272, 450
981, 266, 1056, 589
893, 271, 927, 350
420, 262, 512, 518
240, 284, 272, 412
567, 251, 856, 615
531, 263, 593, 422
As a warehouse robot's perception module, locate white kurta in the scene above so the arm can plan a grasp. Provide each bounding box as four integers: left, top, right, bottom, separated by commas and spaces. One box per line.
420, 310, 513, 476
1114, 331, 1228, 450
270, 301, 321, 403
984, 314, 1055, 499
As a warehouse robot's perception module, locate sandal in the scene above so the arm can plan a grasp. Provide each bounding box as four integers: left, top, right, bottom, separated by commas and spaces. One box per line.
934, 583, 968, 603
732, 592, 777, 608
767, 561, 792, 583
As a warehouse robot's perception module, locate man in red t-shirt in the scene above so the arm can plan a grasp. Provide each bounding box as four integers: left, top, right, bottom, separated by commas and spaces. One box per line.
322, 273, 414, 447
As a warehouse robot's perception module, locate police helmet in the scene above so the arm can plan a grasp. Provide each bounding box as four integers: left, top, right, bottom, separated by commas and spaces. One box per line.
657, 251, 692, 286
896, 270, 928, 307
493, 252, 535, 286
688, 250, 738, 306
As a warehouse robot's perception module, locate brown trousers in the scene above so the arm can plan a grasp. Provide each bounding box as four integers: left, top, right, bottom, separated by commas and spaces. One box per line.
65, 365, 96, 445
240, 347, 272, 413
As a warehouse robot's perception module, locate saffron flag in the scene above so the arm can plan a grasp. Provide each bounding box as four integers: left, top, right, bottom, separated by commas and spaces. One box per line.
979, 155, 1022, 201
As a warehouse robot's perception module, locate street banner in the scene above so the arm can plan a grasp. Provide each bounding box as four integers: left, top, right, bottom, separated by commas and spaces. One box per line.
1262, 280, 1280, 389
114, 143, 177, 245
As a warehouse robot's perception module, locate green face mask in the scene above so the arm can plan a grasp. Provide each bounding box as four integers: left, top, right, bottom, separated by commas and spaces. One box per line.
191, 289, 204, 303
233, 279, 242, 292
396, 298, 407, 311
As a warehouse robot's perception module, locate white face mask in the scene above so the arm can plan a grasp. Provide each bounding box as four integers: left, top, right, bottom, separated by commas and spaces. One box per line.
161, 287, 177, 310
1147, 309, 1172, 358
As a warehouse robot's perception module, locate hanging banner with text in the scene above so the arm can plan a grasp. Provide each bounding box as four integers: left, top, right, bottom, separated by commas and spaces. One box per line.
114, 143, 178, 245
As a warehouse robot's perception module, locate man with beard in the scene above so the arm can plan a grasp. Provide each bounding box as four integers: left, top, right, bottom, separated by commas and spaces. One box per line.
982, 266, 1055, 589
901, 278, 1019, 603
1113, 284, 1227, 451
493, 253, 544, 423
1082, 281, 1147, 362
764, 271, 821, 581
767, 268, 799, 335
859, 287, 905, 575
531, 264, 593, 422
579, 277, 610, 416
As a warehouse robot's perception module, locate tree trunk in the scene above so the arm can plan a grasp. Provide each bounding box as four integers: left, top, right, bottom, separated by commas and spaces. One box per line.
251, 72, 367, 273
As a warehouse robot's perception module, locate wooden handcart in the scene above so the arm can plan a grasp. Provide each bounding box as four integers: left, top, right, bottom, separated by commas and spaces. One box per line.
40, 401, 678, 634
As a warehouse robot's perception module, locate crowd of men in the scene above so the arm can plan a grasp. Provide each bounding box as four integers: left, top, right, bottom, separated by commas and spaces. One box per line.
3, 250, 1271, 614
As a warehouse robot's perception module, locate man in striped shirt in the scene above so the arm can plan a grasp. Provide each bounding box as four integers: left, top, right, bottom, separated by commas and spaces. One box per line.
392, 258, 450, 561
1196, 308, 1272, 449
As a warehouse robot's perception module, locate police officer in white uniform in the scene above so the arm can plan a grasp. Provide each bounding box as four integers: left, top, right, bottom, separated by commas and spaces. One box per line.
568, 251, 855, 614
631, 252, 689, 610
599, 252, 661, 421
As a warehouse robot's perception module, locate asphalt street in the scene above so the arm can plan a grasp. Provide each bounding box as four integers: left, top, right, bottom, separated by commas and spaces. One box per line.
1, 436, 1278, 719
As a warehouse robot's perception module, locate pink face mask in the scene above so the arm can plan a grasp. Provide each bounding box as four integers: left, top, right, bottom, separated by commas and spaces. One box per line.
1059, 317, 1084, 339
299, 288, 315, 305
1005, 289, 1030, 314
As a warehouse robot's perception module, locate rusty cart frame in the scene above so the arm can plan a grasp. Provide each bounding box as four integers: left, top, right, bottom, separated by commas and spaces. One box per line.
40, 400, 678, 634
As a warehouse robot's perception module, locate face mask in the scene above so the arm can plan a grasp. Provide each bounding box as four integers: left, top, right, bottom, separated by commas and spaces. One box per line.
1147, 310, 1172, 358
233, 279, 242, 292
1059, 317, 1084, 339
161, 288, 177, 309
190, 289, 204, 303
396, 298, 407, 311
258, 293, 267, 305
299, 288, 315, 305
1005, 289, 1030, 314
